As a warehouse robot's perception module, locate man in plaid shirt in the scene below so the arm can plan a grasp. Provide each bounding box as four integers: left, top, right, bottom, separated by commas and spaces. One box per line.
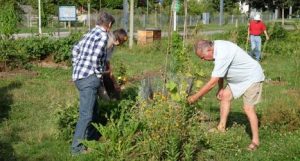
71, 12, 115, 155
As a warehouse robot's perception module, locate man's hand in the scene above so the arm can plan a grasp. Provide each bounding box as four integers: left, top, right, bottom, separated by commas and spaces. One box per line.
187, 95, 198, 104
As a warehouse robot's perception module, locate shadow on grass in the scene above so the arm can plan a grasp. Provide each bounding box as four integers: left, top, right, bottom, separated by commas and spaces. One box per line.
203, 105, 263, 138
202, 103, 262, 139
227, 111, 262, 139
0, 141, 17, 161
0, 81, 22, 122
0, 81, 22, 161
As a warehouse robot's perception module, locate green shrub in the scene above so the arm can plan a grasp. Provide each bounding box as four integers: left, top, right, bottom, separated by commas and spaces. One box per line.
0, 32, 84, 70
83, 91, 210, 160
53, 32, 83, 63
84, 99, 140, 160
0, 2, 20, 38
0, 39, 29, 70
267, 22, 287, 40
21, 37, 55, 60
56, 102, 79, 142
170, 32, 189, 73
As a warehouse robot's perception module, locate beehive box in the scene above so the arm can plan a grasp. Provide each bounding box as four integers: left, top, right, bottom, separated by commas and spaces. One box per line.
137, 29, 161, 45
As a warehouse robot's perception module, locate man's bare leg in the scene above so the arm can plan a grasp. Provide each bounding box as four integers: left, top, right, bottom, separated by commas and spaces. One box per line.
243, 104, 259, 149
218, 88, 233, 132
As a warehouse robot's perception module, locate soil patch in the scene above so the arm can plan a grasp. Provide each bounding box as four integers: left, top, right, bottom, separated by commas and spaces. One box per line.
34, 55, 70, 69
127, 70, 164, 83
0, 69, 38, 79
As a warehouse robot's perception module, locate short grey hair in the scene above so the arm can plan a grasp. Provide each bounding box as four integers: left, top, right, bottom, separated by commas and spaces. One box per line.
194, 40, 213, 52
96, 12, 115, 26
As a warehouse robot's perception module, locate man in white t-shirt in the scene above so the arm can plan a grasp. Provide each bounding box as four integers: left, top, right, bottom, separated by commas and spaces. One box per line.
187, 40, 265, 151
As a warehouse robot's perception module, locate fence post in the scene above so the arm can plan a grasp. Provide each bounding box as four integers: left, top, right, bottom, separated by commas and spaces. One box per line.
289, 6, 292, 19
143, 14, 146, 28
219, 0, 224, 25
38, 0, 42, 34
155, 7, 157, 28
129, 0, 134, 49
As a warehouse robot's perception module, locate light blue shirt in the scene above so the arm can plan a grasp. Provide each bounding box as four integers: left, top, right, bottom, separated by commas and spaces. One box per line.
211, 40, 265, 98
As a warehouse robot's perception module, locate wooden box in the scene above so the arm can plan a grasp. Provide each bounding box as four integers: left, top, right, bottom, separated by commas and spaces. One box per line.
137, 29, 161, 45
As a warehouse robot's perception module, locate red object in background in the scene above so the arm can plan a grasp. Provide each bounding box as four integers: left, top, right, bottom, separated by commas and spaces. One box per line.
249, 20, 266, 36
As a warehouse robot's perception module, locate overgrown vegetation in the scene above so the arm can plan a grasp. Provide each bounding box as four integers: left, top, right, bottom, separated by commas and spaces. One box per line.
0, 28, 300, 160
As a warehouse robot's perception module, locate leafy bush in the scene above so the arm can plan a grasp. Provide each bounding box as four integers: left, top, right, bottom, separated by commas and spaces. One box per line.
264, 30, 299, 56
82, 96, 210, 160
267, 22, 287, 40
0, 2, 20, 38
0, 39, 29, 70
56, 102, 79, 142
56, 87, 138, 142
170, 32, 188, 73
67, 70, 210, 160
53, 32, 83, 63
0, 32, 83, 70
21, 37, 55, 60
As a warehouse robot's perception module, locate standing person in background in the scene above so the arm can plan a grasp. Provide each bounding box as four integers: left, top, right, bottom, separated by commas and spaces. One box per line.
101, 29, 128, 100
71, 12, 115, 155
247, 14, 270, 61
188, 40, 265, 151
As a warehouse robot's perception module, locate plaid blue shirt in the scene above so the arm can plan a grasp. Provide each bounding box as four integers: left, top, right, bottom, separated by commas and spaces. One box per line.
72, 26, 108, 81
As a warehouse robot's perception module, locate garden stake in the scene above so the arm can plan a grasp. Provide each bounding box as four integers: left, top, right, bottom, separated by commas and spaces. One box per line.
185, 77, 194, 97
261, 39, 268, 60
245, 37, 249, 53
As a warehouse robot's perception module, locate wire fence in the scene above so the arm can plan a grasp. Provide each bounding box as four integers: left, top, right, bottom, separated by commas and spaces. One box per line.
19, 12, 278, 35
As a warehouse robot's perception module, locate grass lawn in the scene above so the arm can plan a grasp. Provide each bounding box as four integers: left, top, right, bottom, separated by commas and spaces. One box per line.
0, 39, 299, 160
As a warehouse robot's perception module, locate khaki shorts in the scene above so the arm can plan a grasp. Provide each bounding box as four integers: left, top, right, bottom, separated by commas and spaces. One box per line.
242, 82, 263, 106
225, 82, 263, 106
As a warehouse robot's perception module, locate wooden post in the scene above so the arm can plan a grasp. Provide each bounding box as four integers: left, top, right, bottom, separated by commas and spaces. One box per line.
129, 0, 134, 49
88, 2, 91, 30
289, 6, 292, 19
183, 0, 187, 41
282, 5, 285, 25
38, 0, 42, 35
219, 0, 224, 26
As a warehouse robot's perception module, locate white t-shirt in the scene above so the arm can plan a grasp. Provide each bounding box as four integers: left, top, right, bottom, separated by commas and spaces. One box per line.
211, 40, 265, 98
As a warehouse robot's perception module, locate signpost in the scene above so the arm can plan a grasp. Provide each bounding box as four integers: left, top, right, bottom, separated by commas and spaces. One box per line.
58, 6, 77, 36
58, 6, 77, 21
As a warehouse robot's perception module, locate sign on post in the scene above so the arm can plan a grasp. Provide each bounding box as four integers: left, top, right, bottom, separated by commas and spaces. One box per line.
59, 6, 77, 21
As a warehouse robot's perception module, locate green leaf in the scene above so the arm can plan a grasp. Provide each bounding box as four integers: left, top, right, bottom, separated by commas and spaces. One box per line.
166, 81, 177, 93
171, 93, 181, 102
